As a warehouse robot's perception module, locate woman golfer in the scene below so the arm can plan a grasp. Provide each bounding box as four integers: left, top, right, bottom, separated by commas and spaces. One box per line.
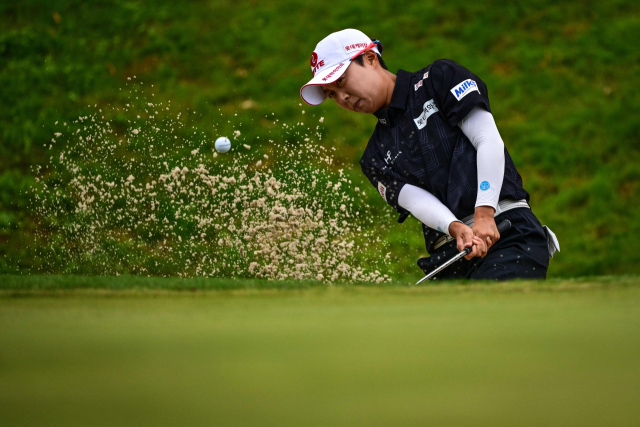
300, 28, 559, 280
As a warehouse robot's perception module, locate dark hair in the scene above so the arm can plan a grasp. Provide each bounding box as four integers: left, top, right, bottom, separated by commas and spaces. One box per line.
352, 39, 387, 70
353, 53, 388, 70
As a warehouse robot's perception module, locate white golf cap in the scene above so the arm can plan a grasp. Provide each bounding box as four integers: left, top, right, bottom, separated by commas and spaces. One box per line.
300, 29, 382, 106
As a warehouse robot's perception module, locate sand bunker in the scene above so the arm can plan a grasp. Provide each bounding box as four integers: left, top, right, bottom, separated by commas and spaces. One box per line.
31, 78, 392, 283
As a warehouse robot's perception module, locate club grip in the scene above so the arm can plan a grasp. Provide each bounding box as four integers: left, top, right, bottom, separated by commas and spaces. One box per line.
497, 219, 512, 234
462, 219, 512, 255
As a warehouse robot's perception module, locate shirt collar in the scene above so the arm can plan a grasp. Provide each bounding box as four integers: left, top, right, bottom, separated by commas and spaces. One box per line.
373, 69, 411, 127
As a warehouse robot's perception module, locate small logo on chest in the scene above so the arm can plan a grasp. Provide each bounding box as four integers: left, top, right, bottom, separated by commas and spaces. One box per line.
384, 150, 402, 165
413, 99, 439, 130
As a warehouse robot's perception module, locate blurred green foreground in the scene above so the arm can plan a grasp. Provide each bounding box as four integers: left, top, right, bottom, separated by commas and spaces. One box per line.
1, 276, 639, 426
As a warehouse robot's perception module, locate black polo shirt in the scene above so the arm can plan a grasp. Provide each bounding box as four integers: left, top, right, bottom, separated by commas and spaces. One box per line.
359, 59, 530, 254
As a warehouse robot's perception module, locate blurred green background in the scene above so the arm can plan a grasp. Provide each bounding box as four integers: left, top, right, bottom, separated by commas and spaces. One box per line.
2, 0, 640, 278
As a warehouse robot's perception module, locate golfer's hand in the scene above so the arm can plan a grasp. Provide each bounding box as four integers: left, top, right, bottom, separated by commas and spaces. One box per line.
472, 206, 500, 250
449, 221, 488, 260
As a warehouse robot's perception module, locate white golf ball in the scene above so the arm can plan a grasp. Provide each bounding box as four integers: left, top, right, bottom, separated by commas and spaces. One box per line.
215, 137, 231, 153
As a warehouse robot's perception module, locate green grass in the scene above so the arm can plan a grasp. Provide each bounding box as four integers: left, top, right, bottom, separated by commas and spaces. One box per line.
3, 272, 640, 292
1, 275, 640, 426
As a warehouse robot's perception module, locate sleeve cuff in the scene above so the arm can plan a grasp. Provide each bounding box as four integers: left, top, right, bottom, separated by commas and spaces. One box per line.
474, 201, 498, 211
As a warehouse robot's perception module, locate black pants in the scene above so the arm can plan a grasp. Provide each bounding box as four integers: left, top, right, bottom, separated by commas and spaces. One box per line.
417, 208, 550, 280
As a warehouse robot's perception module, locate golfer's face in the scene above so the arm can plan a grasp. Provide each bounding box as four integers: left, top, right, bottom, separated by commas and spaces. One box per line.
321, 61, 382, 114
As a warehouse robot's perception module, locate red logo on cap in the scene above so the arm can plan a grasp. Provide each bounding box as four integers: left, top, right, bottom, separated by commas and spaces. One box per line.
310, 51, 325, 76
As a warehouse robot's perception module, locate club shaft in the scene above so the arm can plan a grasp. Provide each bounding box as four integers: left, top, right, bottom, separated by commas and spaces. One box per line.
415, 251, 466, 284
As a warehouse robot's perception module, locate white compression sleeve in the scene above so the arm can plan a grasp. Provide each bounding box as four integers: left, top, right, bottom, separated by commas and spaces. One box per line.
398, 184, 461, 236
458, 106, 505, 210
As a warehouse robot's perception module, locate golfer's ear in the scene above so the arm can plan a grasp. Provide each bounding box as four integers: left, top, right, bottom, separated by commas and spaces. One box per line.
364, 50, 377, 67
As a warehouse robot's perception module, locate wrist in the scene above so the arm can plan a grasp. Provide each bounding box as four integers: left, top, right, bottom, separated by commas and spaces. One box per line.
448, 220, 464, 237
474, 205, 495, 219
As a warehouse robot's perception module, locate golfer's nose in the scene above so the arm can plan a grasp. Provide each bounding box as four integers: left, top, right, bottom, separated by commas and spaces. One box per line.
338, 91, 349, 107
